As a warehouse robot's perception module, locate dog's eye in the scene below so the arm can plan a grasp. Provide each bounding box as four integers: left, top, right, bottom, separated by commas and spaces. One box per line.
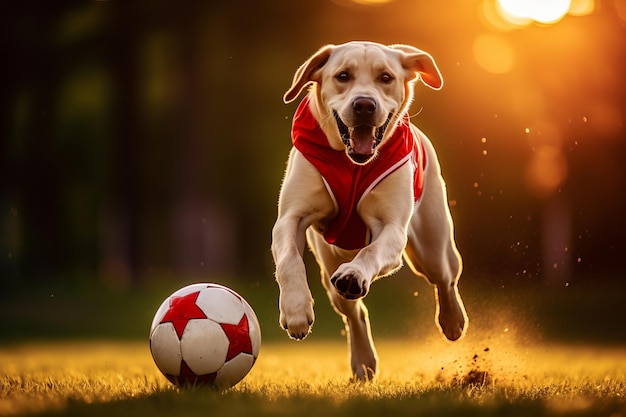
380, 73, 394, 84
335, 71, 350, 82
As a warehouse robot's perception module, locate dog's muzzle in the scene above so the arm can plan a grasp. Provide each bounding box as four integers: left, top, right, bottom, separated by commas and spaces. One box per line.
334, 111, 392, 164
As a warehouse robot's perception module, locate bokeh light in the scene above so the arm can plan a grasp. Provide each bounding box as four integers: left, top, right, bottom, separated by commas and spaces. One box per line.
473, 33, 516, 74
525, 146, 568, 197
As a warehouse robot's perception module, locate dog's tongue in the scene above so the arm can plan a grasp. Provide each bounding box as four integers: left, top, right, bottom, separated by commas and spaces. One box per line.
350, 126, 376, 155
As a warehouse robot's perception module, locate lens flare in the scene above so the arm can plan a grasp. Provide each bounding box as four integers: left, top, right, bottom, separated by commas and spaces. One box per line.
473, 34, 516, 74
526, 146, 568, 198
498, 0, 571, 25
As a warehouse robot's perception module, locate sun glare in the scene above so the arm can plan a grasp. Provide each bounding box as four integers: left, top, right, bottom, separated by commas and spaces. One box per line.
476, 0, 596, 73
483, 0, 595, 28
498, 0, 571, 25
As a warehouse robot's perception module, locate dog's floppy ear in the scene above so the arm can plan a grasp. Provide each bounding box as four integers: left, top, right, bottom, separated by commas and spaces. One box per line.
283, 45, 334, 104
389, 44, 443, 90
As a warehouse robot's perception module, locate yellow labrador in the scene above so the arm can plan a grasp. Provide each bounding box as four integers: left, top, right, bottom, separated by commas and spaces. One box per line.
272, 41, 468, 380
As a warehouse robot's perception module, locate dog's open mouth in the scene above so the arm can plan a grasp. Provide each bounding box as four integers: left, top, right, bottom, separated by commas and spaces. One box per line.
334, 111, 392, 164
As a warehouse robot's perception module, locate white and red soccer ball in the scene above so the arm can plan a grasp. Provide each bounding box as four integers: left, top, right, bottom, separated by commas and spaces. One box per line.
149, 283, 261, 389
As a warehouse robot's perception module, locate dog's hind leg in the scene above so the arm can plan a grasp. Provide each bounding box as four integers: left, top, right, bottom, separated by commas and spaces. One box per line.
403, 136, 468, 341
325, 279, 378, 381
328, 283, 378, 381
307, 229, 378, 381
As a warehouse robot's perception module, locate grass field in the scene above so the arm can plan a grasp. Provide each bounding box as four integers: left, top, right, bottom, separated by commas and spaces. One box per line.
2, 275, 625, 416
2, 336, 625, 417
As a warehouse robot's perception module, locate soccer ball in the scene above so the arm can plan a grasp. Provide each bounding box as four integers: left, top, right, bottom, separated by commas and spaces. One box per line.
149, 283, 261, 389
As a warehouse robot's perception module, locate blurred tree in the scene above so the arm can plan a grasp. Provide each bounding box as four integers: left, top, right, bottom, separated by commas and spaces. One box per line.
1, 0, 624, 292
1, 4, 73, 287
101, 1, 148, 287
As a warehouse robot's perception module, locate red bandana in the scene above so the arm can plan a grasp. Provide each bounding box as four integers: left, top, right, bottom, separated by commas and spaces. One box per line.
291, 96, 426, 250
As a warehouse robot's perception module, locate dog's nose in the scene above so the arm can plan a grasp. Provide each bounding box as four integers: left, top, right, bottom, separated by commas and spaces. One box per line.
352, 97, 377, 115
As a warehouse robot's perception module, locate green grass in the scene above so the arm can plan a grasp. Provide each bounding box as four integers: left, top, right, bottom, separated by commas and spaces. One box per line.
2, 338, 625, 416
2, 274, 625, 416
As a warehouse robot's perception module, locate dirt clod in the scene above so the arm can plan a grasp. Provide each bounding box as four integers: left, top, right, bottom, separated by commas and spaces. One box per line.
461, 369, 490, 386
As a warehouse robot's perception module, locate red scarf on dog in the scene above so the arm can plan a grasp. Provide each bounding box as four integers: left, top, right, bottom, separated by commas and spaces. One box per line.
291, 96, 426, 250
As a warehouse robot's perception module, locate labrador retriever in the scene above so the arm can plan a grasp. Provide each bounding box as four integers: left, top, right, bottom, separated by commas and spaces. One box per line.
271, 41, 468, 381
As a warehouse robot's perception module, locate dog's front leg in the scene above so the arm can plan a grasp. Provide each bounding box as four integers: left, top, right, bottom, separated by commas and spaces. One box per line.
331, 164, 414, 300
331, 222, 408, 299
272, 149, 336, 339
272, 214, 314, 340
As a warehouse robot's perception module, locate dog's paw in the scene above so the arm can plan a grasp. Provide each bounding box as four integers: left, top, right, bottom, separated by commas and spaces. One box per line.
350, 346, 378, 382
278, 291, 314, 340
436, 284, 468, 341
331, 267, 369, 300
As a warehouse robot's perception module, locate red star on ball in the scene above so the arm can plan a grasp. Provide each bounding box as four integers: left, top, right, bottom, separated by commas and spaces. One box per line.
160, 291, 207, 339
220, 314, 253, 361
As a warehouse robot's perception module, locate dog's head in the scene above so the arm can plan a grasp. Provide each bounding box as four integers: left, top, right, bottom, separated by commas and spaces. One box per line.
284, 41, 442, 164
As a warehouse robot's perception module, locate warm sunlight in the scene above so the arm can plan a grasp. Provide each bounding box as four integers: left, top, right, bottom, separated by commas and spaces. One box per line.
495, 0, 594, 26
344, 0, 395, 5
472, 33, 515, 74
498, 0, 571, 25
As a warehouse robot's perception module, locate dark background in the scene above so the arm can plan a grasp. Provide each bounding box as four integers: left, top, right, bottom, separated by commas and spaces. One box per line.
1, 0, 625, 343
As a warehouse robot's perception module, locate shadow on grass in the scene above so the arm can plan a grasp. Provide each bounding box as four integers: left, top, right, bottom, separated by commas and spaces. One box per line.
17, 382, 626, 417
16, 385, 536, 417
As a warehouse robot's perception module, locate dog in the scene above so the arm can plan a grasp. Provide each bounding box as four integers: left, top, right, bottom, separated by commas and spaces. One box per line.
271, 41, 468, 381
